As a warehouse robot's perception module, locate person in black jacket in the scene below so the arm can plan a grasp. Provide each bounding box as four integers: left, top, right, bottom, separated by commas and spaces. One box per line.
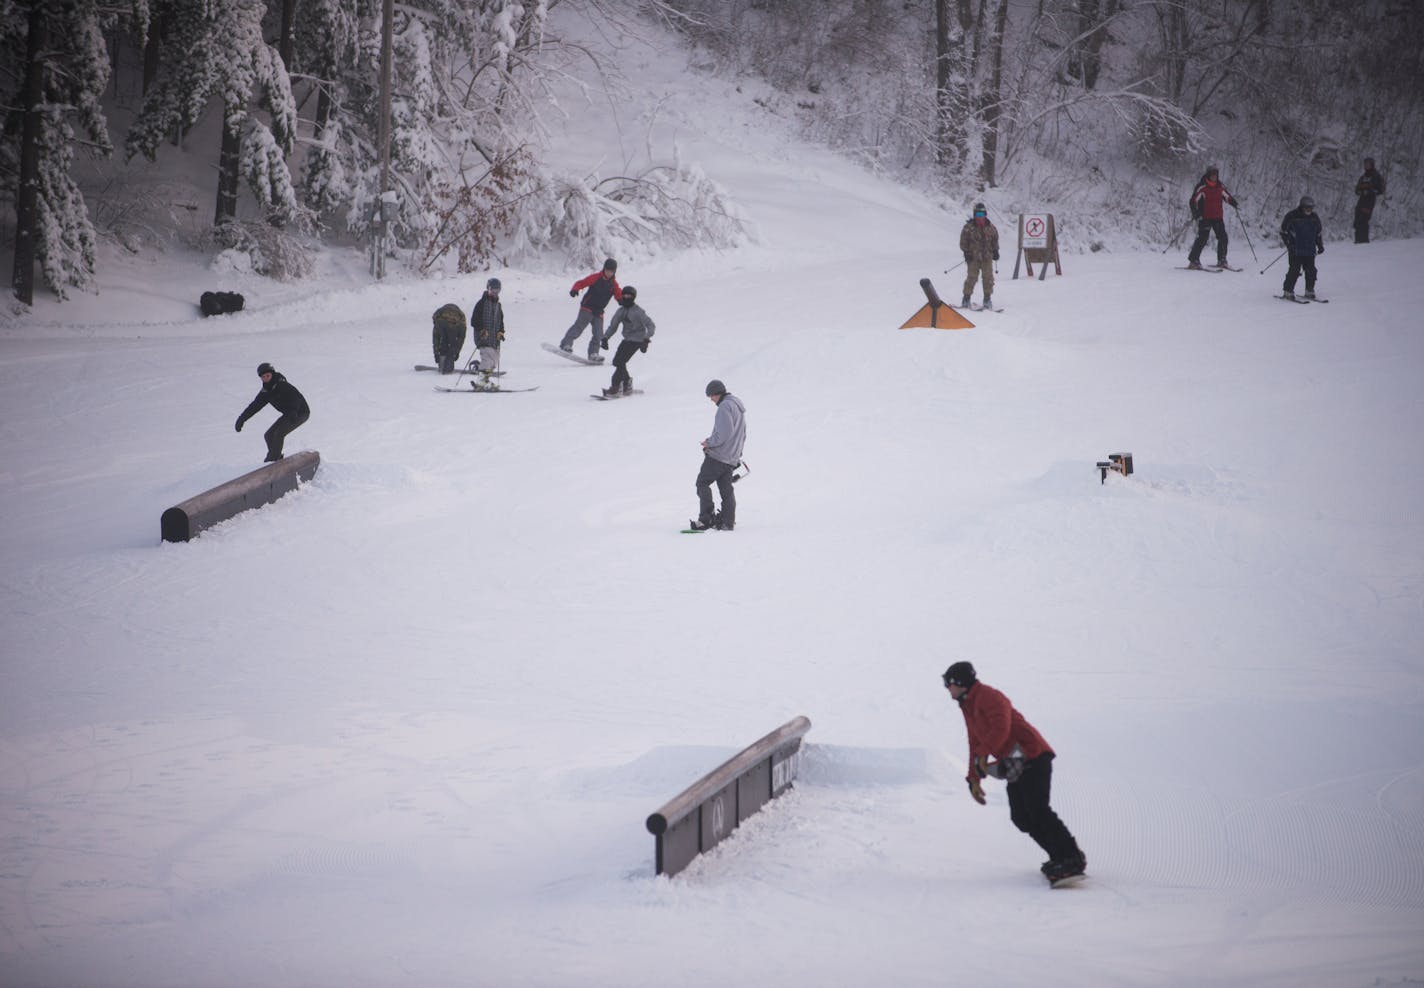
1280, 196, 1324, 300
470, 278, 505, 390
235, 363, 311, 462
1353, 157, 1386, 243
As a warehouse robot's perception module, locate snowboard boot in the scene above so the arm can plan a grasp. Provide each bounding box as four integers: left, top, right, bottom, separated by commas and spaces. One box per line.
688, 518, 715, 532
559, 342, 572, 353
622, 380, 634, 395
1044, 853, 1086, 881
602, 386, 620, 397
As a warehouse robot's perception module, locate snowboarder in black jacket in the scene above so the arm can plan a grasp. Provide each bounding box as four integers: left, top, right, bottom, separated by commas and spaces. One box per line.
1280, 196, 1324, 300
235, 363, 310, 462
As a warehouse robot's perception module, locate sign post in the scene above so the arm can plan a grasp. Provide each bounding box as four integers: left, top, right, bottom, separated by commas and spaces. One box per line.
1013, 213, 1062, 280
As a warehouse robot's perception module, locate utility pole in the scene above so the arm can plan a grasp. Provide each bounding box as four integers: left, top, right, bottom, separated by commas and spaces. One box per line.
372, 0, 394, 279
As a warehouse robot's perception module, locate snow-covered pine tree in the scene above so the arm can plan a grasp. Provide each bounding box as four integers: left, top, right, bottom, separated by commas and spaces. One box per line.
3, 0, 134, 303
125, 0, 300, 228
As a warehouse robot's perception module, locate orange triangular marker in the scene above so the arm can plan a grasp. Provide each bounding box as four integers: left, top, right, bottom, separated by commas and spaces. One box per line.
899, 278, 974, 329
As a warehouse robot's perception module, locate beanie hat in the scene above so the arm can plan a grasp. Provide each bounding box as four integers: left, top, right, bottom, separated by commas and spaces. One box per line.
603, 258, 617, 273
705, 379, 726, 397
942, 661, 977, 689
973, 202, 987, 216
486, 277, 501, 292
257, 362, 275, 377
1299, 195, 1315, 209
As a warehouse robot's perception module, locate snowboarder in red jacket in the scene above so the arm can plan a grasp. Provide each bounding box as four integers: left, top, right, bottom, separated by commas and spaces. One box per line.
944, 660, 1086, 883
1187, 166, 1238, 269
558, 258, 623, 362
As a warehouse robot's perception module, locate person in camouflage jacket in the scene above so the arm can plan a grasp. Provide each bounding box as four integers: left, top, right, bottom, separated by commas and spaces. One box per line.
959, 202, 1000, 308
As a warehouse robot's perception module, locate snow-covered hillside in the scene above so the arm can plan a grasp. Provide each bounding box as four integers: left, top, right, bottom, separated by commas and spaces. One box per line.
3, 13, 1423, 988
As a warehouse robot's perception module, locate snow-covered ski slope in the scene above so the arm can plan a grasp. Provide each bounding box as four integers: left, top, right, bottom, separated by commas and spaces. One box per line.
3, 14, 1423, 988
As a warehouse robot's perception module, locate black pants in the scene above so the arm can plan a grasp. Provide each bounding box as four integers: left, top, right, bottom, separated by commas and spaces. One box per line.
695, 454, 736, 527
1284, 255, 1317, 294
610, 340, 642, 391
1188, 218, 1229, 264
1354, 205, 1372, 243
264, 409, 309, 461
1006, 753, 1081, 862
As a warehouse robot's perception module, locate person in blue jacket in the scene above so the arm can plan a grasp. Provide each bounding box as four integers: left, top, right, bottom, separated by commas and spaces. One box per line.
1280, 196, 1324, 300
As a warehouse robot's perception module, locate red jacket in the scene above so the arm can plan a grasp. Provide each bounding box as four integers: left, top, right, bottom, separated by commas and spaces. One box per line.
1191, 178, 1236, 221
956, 681, 1054, 774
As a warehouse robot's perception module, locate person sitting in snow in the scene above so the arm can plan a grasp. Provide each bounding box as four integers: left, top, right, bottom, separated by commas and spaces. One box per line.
600, 285, 655, 397
959, 202, 999, 309
235, 363, 310, 463
431, 302, 467, 374
469, 278, 505, 389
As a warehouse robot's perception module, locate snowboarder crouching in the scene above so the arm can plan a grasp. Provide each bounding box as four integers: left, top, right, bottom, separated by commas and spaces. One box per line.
601, 285, 654, 397
470, 278, 505, 390
431, 303, 467, 374
235, 363, 310, 462
943, 660, 1086, 884
690, 379, 746, 532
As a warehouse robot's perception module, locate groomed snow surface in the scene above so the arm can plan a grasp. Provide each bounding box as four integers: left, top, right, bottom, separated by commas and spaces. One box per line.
4, 28, 1424, 988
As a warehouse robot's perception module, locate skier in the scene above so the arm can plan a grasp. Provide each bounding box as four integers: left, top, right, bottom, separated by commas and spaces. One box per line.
959, 202, 999, 309
235, 363, 310, 463
1353, 157, 1386, 243
943, 660, 1086, 884
1186, 166, 1238, 269
1280, 195, 1324, 300
431, 303, 466, 374
600, 286, 655, 397
559, 258, 622, 362
470, 278, 505, 390
689, 380, 746, 532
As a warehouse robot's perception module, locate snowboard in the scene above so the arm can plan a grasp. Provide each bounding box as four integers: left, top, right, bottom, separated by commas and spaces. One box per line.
1276, 294, 1329, 304
415, 364, 505, 375
435, 383, 539, 393
1049, 873, 1086, 889
591, 389, 645, 400
542, 343, 605, 365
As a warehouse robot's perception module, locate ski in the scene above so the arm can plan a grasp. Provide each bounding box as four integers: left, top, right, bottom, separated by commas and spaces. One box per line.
1178, 266, 1224, 273
435, 384, 539, 393
542, 343, 604, 365
591, 390, 645, 400
1276, 294, 1329, 304
969, 304, 1004, 313
415, 364, 504, 375
1208, 264, 1244, 272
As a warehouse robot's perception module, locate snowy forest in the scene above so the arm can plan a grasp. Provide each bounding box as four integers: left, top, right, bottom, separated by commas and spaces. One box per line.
2, 0, 1421, 306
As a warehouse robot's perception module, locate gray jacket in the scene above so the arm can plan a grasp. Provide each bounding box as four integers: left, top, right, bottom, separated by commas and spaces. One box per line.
704, 393, 747, 465
607, 302, 655, 343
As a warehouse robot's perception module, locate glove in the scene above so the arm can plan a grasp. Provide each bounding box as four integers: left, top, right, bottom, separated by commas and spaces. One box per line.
601, 338, 610, 350
963, 253, 971, 265
569, 288, 579, 297
967, 774, 986, 805
993, 251, 1000, 261
971, 756, 988, 779
234, 418, 244, 432
1317, 243, 1324, 254
639, 340, 649, 353
498, 329, 505, 342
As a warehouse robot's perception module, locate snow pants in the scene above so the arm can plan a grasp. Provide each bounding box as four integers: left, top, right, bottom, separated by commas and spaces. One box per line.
264, 409, 309, 462
1354, 204, 1373, 243
609, 340, 642, 392
433, 324, 465, 373
1005, 753, 1081, 864
1188, 218, 1229, 265
963, 259, 995, 301
560, 308, 606, 359
1284, 254, 1318, 294
695, 453, 737, 528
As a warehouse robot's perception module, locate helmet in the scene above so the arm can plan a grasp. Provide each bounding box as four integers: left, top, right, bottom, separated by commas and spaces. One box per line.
942, 661, 977, 689
257, 362, 275, 377
705, 379, 726, 397
621, 285, 637, 304
486, 277, 501, 292
1299, 195, 1315, 210
603, 257, 617, 273
973, 201, 987, 216
1205, 165, 1219, 178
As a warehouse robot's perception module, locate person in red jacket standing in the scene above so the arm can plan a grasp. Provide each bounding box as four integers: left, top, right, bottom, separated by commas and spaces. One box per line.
1187, 165, 1238, 270
943, 660, 1086, 883
558, 258, 623, 362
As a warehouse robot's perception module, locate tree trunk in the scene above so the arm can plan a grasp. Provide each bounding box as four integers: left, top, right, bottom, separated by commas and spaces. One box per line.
980, 0, 1008, 187
215, 106, 241, 226
11, 3, 46, 306
278, 0, 297, 70
934, 0, 954, 166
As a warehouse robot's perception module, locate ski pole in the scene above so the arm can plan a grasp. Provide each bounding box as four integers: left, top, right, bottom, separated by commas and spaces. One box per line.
943, 260, 964, 274
1233, 204, 1258, 263
1259, 249, 1287, 275
1161, 216, 1195, 253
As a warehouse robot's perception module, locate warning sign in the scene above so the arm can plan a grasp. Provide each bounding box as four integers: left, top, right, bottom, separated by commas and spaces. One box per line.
1013, 213, 1062, 280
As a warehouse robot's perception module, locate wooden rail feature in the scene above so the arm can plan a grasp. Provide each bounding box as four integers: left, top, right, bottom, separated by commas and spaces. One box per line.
645, 715, 811, 877
161, 451, 320, 542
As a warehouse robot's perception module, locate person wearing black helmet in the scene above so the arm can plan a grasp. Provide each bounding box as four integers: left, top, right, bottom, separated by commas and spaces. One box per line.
1280, 195, 1324, 300
470, 277, 506, 389
235, 362, 310, 462
959, 202, 999, 309
689, 380, 746, 531
1353, 157, 1386, 243
559, 258, 623, 362
600, 285, 655, 397
942, 660, 1086, 884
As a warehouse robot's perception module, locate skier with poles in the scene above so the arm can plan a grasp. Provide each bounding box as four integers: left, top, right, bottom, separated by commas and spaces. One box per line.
469, 278, 505, 390
1186, 166, 1238, 270
959, 202, 999, 309
1279, 196, 1324, 301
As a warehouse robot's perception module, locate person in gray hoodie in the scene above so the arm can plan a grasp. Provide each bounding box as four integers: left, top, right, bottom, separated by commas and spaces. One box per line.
690, 379, 746, 531
600, 285, 655, 397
